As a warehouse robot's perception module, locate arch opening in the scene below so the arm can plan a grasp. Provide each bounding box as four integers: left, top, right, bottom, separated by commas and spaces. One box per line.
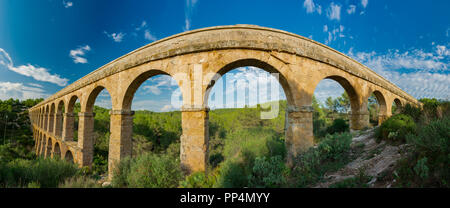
125, 72, 183, 160
49, 103, 55, 133
68, 95, 80, 142
56, 100, 65, 137
85, 86, 112, 176
392, 98, 402, 114
368, 91, 387, 126
46, 138, 52, 158
65, 150, 74, 163
204, 62, 288, 175
312, 77, 359, 139
53, 142, 61, 158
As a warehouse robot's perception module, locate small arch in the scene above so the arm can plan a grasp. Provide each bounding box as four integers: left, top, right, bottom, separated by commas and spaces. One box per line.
313, 76, 360, 112
46, 138, 52, 158
44, 105, 49, 130
64, 150, 74, 163
367, 90, 387, 126
49, 103, 56, 133
53, 142, 61, 158
56, 100, 65, 137
392, 98, 402, 114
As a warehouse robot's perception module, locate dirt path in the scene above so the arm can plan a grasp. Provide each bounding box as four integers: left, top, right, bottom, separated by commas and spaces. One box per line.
314, 128, 407, 188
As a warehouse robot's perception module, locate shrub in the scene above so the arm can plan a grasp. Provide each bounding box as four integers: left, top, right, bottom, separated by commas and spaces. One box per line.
112, 153, 183, 188
0, 157, 79, 188
60, 176, 102, 188
179, 171, 217, 188
378, 114, 416, 143
396, 117, 450, 187
326, 118, 349, 135
248, 155, 287, 188
290, 133, 352, 187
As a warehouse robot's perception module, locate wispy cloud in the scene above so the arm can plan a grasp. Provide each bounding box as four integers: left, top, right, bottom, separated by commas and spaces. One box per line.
327, 2, 341, 21
347, 5, 356, 14
303, 0, 322, 15
0, 48, 68, 86
0, 82, 50, 100
104, 31, 126, 42
347, 45, 450, 100
361, 0, 369, 8
69, 45, 90, 64
184, 0, 199, 31
144, 29, 157, 42
324, 25, 345, 45
62, 0, 73, 8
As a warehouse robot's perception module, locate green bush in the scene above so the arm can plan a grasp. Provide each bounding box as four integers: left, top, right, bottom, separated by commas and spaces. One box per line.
179, 171, 217, 188
0, 157, 79, 188
326, 118, 349, 135
248, 155, 287, 188
59, 176, 102, 188
112, 153, 183, 188
290, 133, 352, 187
378, 114, 416, 143
396, 117, 450, 187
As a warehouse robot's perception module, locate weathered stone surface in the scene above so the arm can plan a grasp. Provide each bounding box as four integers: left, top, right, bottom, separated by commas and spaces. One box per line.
28, 25, 420, 178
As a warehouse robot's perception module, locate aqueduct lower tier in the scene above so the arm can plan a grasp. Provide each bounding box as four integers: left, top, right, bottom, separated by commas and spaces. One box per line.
28, 25, 420, 178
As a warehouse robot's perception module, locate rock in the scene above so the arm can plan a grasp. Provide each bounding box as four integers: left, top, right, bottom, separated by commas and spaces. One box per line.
102, 181, 111, 187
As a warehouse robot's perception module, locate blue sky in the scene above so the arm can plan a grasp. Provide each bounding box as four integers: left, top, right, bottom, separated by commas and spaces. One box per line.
0, 0, 448, 111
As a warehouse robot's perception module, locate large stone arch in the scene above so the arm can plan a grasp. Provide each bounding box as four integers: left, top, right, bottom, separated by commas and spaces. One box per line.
55, 100, 65, 137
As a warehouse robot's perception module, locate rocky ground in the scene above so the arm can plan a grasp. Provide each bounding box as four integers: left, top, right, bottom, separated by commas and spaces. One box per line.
314, 128, 408, 188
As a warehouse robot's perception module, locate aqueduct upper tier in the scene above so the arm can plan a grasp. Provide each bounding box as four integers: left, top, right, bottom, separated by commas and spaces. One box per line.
28, 25, 420, 178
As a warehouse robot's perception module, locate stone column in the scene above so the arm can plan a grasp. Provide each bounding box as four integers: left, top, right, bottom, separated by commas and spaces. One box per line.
77, 112, 95, 168
62, 113, 74, 141
285, 105, 314, 166
54, 112, 63, 138
349, 110, 370, 130
378, 111, 392, 125
180, 106, 209, 174
108, 110, 134, 179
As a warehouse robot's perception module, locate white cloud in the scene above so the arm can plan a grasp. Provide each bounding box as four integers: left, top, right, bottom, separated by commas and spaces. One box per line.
69, 45, 90, 64
303, 0, 322, 15
303, 0, 315, 13
327, 2, 341, 21
135, 21, 147, 31
28, 83, 43, 88
361, 0, 369, 8
323, 25, 328, 32
104, 31, 125, 42
0, 82, 50, 100
324, 25, 345, 45
347, 45, 450, 100
144, 29, 157, 42
0, 48, 69, 86
347, 5, 356, 14
63, 1, 73, 8
348, 45, 449, 72
184, 0, 199, 31
141, 76, 173, 95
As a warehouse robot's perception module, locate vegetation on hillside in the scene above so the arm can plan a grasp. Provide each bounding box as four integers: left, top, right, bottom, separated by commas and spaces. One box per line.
0, 95, 448, 188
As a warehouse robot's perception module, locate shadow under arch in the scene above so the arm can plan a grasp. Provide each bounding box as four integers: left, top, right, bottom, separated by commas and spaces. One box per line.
204, 59, 295, 107
65, 150, 74, 163
53, 142, 61, 158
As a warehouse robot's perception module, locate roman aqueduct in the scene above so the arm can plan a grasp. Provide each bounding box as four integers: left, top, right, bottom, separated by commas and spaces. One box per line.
28, 25, 420, 178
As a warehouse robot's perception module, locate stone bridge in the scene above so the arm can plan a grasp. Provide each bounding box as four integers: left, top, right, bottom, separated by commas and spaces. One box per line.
28, 25, 420, 178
